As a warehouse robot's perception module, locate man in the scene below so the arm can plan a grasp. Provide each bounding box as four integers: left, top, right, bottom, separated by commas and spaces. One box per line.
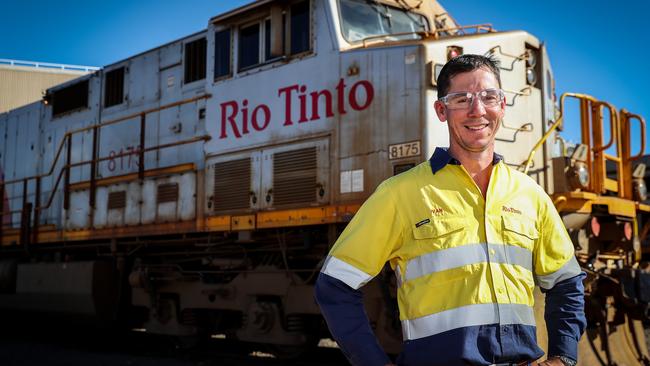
314, 54, 586, 366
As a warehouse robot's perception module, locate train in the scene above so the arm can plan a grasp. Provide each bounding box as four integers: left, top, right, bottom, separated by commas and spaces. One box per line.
1, 0, 649, 364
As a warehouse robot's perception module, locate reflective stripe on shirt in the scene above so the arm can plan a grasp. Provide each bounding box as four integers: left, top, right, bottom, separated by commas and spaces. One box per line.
404, 243, 533, 282
321, 255, 374, 290
535, 256, 582, 290
401, 302, 535, 340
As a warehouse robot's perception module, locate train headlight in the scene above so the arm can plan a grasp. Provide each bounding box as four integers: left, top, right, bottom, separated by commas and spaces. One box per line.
526, 68, 537, 86
525, 49, 537, 68
567, 162, 589, 190
634, 178, 648, 201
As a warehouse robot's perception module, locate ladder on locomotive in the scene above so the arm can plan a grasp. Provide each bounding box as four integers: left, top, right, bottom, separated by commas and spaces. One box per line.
523, 92, 646, 200
571, 94, 645, 199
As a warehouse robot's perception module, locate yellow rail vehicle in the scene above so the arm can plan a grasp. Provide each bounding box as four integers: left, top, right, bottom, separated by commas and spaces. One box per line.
0, 0, 648, 364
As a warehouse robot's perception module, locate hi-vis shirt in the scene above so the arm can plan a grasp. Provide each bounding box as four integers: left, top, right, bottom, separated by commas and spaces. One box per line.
315, 148, 586, 366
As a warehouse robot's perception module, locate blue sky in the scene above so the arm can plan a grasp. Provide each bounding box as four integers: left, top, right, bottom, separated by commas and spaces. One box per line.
1, 0, 648, 154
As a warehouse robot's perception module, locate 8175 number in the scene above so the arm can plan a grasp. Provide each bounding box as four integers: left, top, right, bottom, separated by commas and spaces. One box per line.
388, 141, 420, 160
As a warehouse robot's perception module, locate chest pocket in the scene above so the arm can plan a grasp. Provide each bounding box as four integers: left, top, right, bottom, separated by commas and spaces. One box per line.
412, 217, 467, 251
501, 215, 538, 250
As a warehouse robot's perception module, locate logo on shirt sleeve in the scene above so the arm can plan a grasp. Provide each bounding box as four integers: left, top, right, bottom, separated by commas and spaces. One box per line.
415, 218, 430, 228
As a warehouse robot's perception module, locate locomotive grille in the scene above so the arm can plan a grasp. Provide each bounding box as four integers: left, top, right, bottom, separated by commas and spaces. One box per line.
157, 183, 179, 203
273, 147, 317, 206
213, 158, 251, 211
107, 191, 126, 210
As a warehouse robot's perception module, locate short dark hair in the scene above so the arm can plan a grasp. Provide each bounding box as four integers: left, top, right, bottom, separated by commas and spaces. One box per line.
436, 54, 501, 97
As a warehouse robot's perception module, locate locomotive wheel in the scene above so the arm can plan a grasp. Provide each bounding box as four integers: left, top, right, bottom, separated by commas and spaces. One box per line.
534, 289, 650, 365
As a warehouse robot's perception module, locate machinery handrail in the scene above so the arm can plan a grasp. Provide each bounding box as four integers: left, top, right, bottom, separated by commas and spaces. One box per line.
521, 92, 597, 174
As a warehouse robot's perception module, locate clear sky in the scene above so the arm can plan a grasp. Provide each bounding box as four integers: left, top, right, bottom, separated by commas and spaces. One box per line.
1, 0, 648, 154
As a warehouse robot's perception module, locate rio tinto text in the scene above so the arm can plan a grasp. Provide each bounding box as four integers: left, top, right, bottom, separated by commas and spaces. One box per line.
219, 78, 374, 139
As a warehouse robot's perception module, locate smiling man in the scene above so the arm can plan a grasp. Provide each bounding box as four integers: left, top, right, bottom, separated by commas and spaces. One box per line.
315, 54, 586, 366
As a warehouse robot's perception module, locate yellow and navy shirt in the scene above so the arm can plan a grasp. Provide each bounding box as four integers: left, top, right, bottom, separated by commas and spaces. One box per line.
315, 148, 586, 366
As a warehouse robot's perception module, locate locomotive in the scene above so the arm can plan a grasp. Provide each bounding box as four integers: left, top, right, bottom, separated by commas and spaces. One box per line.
0, 0, 648, 364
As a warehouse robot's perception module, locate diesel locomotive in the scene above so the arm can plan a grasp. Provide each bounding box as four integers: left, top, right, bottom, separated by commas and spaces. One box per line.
0, 0, 648, 364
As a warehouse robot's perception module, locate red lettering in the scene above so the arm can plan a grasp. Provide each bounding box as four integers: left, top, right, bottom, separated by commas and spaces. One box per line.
298, 85, 308, 123
310, 89, 333, 121
349, 80, 374, 111
241, 99, 250, 134
220, 100, 241, 138
252, 105, 271, 131
278, 84, 299, 126
336, 78, 347, 115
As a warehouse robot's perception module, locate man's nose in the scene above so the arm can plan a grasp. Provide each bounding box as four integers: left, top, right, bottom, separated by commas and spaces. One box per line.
467, 96, 486, 117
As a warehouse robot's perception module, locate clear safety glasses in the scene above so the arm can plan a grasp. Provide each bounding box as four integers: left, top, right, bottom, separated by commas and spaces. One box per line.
438, 88, 504, 110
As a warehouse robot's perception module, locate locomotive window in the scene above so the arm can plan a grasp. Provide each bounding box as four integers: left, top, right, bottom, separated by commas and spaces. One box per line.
338, 0, 429, 43
51, 80, 89, 118
104, 67, 124, 108
239, 23, 260, 70
214, 29, 231, 79
184, 37, 207, 84
264, 17, 285, 61
290, 0, 310, 54
264, 20, 273, 61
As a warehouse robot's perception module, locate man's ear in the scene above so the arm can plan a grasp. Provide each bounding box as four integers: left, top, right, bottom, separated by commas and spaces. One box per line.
434, 100, 447, 122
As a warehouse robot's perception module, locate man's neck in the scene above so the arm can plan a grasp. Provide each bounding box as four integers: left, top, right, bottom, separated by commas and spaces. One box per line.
448, 145, 495, 197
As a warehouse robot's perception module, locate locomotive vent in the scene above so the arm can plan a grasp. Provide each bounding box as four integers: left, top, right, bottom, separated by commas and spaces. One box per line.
107, 191, 127, 210
272, 147, 317, 206
213, 158, 252, 211
157, 183, 179, 203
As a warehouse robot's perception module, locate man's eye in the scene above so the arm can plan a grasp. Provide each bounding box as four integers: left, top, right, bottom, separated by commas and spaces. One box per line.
450, 97, 468, 104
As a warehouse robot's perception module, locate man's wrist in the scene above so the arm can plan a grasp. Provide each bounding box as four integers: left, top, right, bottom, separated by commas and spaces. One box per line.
549, 355, 576, 366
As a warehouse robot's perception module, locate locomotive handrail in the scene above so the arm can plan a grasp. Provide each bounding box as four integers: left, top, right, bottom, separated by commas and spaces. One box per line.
67, 135, 211, 169
620, 110, 646, 160
619, 109, 646, 200
361, 31, 432, 47
0, 94, 211, 244
432, 23, 494, 38
591, 100, 618, 153
521, 92, 597, 174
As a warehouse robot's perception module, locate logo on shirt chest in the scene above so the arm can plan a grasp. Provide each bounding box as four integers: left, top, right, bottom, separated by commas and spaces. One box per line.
502, 206, 522, 215
431, 207, 445, 216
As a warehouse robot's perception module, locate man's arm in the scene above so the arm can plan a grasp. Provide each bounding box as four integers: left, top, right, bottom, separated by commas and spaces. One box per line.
535, 191, 587, 364
543, 272, 587, 362
314, 272, 392, 366
313, 181, 404, 366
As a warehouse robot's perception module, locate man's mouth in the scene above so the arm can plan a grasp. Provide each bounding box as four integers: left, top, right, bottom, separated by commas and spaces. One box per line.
464, 124, 489, 131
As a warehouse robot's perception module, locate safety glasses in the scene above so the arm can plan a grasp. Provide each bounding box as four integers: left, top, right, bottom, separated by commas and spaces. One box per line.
438, 88, 504, 110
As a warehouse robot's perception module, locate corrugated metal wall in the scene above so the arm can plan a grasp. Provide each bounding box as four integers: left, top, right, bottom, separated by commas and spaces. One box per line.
0, 66, 89, 113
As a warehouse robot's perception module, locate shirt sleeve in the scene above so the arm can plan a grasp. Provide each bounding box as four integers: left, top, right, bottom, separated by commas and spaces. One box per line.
314, 273, 392, 366
543, 273, 587, 361
535, 192, 587, 361
315, 181, 404, 366
322, 181, 404, 287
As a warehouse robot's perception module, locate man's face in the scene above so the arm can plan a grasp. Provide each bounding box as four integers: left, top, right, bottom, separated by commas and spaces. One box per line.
434, 68, 505, 153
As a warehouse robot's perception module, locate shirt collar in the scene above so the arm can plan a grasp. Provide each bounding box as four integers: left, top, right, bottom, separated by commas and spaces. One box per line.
429, 147, 503, 175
